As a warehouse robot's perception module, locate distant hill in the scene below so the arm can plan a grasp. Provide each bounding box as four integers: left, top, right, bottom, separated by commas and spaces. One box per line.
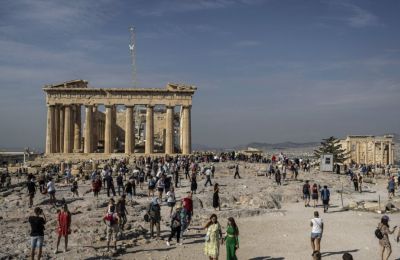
235, 141, 319, 151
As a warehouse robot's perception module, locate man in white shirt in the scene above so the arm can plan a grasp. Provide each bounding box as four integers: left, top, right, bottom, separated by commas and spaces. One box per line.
310, 211, 323, 255
204, 168, 212, 187
47, 178, 56, 205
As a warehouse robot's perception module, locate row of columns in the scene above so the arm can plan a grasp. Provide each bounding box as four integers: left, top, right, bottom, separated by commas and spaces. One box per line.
46, 104, 192, 155
347, 140, 395, 165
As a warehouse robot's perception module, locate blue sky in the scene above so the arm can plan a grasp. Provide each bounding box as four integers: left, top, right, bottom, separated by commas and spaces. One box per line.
0, 0, 399, 150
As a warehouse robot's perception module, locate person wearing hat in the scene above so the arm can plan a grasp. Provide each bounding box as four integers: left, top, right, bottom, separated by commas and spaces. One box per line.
166, 202, 182, 246
147, 197, 161, 239
378, 215, 397, 260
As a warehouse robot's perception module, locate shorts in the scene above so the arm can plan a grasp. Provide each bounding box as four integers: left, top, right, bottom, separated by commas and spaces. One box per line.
303, 193, 310, 199
167, 202, 176, 208
312, 194, 318, 200
107, 225, 119, 241
311, 232, 322, 239
158, 188, 164, 193
29, 192, 35, 199
322, 199, 329, 205
31, 236, 44, 249
389, 189, 395, 193
48, 190, 55, 195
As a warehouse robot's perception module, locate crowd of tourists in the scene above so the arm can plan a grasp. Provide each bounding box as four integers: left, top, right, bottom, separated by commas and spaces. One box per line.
0, 151, 393, 259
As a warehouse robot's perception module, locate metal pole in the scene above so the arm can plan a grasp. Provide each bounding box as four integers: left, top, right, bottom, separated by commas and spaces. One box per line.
379, 195, 381, 211
341, 183, 344, 207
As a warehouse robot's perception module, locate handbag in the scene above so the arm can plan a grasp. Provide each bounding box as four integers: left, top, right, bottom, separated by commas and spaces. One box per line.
144, 213, 150, 223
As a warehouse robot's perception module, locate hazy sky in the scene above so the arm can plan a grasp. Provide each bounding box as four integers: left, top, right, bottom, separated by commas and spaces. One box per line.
1, 0, 399, 150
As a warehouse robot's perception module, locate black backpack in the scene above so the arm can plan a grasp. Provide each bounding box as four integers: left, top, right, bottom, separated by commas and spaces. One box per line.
375, 227, 383, 240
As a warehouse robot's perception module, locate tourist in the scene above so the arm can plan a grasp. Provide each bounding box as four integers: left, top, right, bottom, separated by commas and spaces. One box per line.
71, 178, 79, 197
211, 163, 215, 178
103, 205, 120, 252
303, 180, 311, 207
27, 178, 37, 208
166, 202, 182, 246
47, 178, 56, 205
213, 183, 221, 211
116, 195, 128, 232
352, 174, 359, 192
311, 183, 319, 208
138, 169, 145, 189
125, 179, 134, 205
275, 166, 281, 185
321, 186, 330, 213
205, 167, 213, 187
234, 164, 241, 179
310, 211, 323, 256
148, 176, 156, 197
105, 174, 116, 197
156, 175, 165, 200
204, 214, 223, 260
116, 172, 124, 196
178, 200, 190, 243
166, 186, 176, 215
358, 174, 363, 193
183, 192, 193, 223
191, 170, 198, 194
92, 176, 102, 198
147, 197, 161, 239
377, 215, 397, 260
55, 204, 71, 254
388, 177, 395, 199
223, 217, 239, 260
29, 207, 46, 260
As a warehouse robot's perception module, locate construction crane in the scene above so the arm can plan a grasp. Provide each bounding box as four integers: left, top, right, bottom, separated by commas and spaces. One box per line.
129, 26, 137, 88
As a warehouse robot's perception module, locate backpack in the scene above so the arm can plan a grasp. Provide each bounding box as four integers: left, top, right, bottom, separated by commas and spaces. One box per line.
104, 213, 115, 226
375, 227, 384, 240
303, 184, 309, 193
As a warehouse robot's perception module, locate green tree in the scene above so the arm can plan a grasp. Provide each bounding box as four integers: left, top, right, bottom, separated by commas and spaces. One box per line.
314, 136, 349, 163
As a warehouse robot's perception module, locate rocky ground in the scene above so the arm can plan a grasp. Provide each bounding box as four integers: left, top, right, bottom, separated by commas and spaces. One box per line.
1, 162, 400, 260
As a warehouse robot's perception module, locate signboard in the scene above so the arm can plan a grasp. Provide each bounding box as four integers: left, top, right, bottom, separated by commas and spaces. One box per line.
320, 154, 334, 172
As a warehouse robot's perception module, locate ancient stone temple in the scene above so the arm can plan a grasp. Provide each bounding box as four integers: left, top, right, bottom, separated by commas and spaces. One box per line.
339, 135, 395, 165
43, 80, 196, 156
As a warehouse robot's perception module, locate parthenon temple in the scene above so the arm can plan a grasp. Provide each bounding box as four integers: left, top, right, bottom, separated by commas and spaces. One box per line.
340, 135, 395, 165
44, 80, 196, 156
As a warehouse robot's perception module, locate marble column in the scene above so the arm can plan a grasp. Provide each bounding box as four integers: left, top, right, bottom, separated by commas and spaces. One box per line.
54, 105, 60, 153
145, 105, 154, 154
179, 107, 183, 152
381, 142, 384, 165
165, 106, 174, 154
364, 142, 368, 165
59, 107, 64, 153
356, 142, 360, 164
45, 105, 55, 154
92, 106, 98, 152
125, 106, 135, 154
112, 106, 117, 152
389, 142, 393, 165
73, 105, 81, 153
372, 141, 376, 165
182, 105, 192, 155
63, 105, 73, 153
84, 105, 93, 153
104, 106, 113, 154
